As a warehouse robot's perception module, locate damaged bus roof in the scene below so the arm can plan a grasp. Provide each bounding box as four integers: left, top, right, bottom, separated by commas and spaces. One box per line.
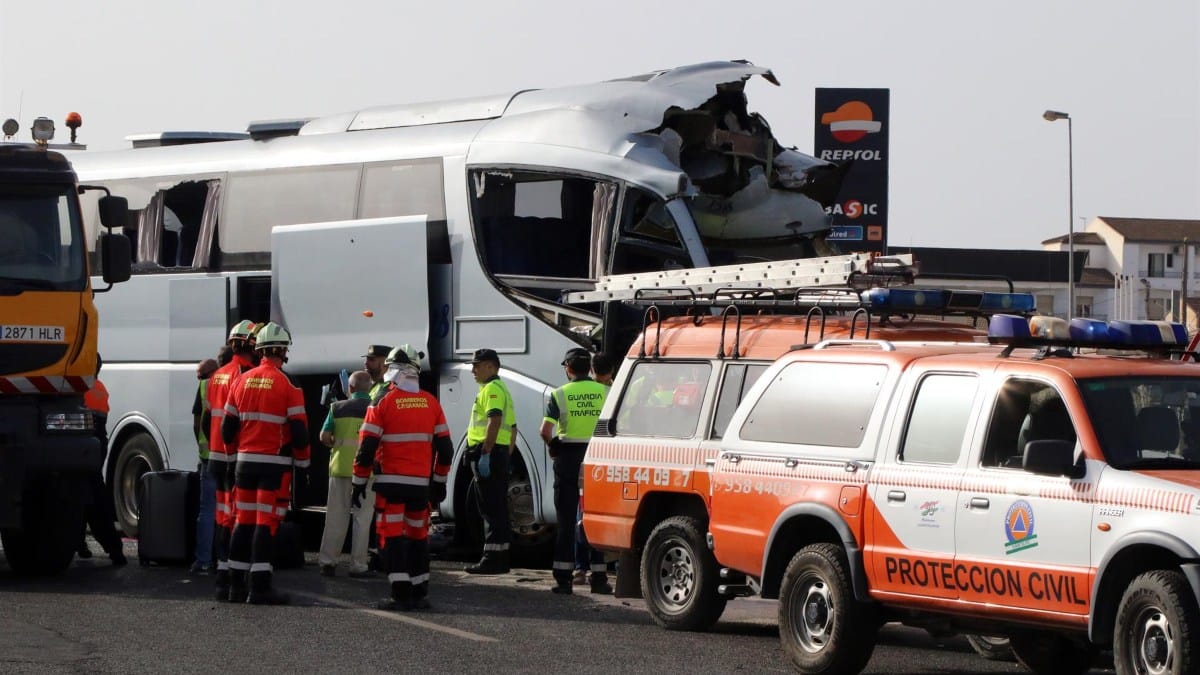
70, 61, 841, 236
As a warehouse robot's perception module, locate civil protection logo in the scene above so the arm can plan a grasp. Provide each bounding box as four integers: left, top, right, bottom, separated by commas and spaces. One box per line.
1004, 500, 1038, 554
820, 101, 883, 143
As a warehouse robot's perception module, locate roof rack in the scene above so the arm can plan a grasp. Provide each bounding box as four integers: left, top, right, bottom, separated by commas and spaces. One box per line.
565, 253, 916, 305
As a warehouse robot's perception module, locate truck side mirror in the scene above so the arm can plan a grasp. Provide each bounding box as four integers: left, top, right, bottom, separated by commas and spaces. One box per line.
99, 232, 132, 285
1023, 439, 1082, 478
98, 195, 129, 229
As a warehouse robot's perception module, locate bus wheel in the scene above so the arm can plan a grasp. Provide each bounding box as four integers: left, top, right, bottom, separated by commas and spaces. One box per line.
1, 476, 84, 575
778, 543, 878, 675
640, 516, 727, 631
110, 432, 162, 538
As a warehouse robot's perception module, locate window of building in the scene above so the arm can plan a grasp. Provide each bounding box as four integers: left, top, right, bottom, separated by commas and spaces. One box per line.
1076, 295, 1093, 318
740, 361, 886, 447
614, 361, 711, 438
899, 374, 978, 464
1149, 253, 1166, 278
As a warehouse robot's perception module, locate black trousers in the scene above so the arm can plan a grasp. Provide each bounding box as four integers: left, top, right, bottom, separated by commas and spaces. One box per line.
376, 483, 432, 601
552, 443, 605, 585
229, 463, 284, 591
82, 470, 122, 556
467, 444, 510, 558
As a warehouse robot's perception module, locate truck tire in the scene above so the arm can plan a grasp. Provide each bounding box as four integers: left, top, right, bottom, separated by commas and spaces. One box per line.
1113, 569, 1198, 675
0, 477, 84, 576
778, 542, 878, 675
964, 634, 1014, 661
640, 515, 727, 631
1008, 632, 1095, 675
110, 432, 163, 538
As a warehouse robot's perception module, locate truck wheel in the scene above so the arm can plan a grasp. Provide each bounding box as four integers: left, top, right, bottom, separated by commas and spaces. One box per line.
0, 477, 84, 575
640, 515, 727, 631
965, 634, 1014, 661
111, 432, 162, 538
1113, 570, 1199, 675
778, 542, 878, 675
1008, 632, 1095, 675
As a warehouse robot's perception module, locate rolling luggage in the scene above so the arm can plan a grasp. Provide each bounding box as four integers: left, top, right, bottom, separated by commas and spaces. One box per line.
137, 470, 199, 566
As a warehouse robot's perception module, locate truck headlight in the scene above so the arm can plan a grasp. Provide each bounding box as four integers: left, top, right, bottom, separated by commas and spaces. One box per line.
45, 412, 93, 432
31, 117, 55, 142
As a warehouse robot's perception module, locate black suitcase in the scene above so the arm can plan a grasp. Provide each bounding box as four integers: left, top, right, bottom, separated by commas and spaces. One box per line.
137, 470, 199, 566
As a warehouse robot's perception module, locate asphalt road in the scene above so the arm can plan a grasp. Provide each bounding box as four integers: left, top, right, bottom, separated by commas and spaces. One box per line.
0, 537, 1116, 675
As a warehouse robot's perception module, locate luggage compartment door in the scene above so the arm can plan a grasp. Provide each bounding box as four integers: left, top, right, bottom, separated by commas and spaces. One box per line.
271, 216, 430, 373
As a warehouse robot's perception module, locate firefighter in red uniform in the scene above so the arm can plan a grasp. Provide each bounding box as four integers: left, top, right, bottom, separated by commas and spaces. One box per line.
203, 320, 257, 601
353, 346, 451, 611
221, 322, 310, 605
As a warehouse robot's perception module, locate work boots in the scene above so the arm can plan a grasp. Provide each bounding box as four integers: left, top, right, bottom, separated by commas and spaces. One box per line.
214, 570, 231, 602
228, 570, 249, 604
589, 574, 613, 595
246, 572, 289, 605
464, 552, 510, 575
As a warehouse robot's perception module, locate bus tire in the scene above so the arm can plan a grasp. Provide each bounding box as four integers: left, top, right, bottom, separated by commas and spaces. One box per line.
640, 515, 727, 631
1113, 569, 1198, 675
110, 431, 163, 538
1, 476, 84, 576
778, 542, 877, 675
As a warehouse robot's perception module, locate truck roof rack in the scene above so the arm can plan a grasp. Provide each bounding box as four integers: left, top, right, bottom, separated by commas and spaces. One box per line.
564, 253, 916, 305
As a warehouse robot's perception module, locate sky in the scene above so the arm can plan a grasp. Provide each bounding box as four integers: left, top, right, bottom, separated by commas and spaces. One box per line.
2, 1, 1197, 250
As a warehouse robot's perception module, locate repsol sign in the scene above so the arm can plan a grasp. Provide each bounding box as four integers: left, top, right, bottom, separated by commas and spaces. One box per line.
814, 88, 890, 253
883, 556, 1086, 605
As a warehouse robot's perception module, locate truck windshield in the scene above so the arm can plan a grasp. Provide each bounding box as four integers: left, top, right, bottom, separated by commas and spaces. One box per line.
1078, 375, 1200, 470
0, 184, 86, 291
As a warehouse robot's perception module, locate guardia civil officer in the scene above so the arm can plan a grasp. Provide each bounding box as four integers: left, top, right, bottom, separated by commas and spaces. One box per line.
464, 348, 516, 574
352, 346, 452, 610
540, 347, 610, 594
221, 322, 310, 605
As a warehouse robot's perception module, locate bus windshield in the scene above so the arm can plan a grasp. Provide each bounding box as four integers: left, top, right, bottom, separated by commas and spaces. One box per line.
1079, 376, 1200, 470
0, 184, 87, 291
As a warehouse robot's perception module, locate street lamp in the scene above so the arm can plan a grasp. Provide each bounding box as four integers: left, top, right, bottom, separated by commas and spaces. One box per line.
1044, 109, 1074, 318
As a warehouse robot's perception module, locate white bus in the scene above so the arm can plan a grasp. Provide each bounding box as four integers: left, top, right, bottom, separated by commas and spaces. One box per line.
71, 61, 850, 554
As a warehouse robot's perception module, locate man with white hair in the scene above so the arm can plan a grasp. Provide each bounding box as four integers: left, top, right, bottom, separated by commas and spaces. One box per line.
317, 370, 376, 577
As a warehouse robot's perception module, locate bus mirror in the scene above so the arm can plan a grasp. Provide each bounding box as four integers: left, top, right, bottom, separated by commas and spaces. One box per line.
98, 195, 129, 229
99, 232, 132, 285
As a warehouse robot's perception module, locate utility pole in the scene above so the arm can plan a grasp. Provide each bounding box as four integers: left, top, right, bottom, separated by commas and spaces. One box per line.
1184, 238, 1190, 332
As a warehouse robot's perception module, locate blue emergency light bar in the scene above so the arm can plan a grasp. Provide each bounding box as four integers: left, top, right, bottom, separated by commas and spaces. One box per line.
988, 314, 1189, 352
861, 288, 1035, 316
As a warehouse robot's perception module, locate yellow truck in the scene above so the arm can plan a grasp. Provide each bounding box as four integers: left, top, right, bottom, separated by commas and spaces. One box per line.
0, 118, 130, 574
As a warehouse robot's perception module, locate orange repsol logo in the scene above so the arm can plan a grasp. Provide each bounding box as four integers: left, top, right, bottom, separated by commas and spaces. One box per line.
883, 556, 1086, 605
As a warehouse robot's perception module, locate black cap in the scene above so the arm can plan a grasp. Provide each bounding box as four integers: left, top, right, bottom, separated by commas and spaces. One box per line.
561, 347, 591, 365
470, 348, 500, 364
363, 344, 392, 358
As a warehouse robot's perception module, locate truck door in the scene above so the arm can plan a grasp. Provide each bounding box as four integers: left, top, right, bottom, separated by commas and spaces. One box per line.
955, 377, 1093, 616
270, 216, 431, 371
867, 370, 979, 602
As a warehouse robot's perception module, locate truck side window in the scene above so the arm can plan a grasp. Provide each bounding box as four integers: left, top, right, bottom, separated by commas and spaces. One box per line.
899, 374, 978, 465
740, 362, 886, 448
981, 380, 1076, 469
710, 363, 768, 439
615, 361, 711, 438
